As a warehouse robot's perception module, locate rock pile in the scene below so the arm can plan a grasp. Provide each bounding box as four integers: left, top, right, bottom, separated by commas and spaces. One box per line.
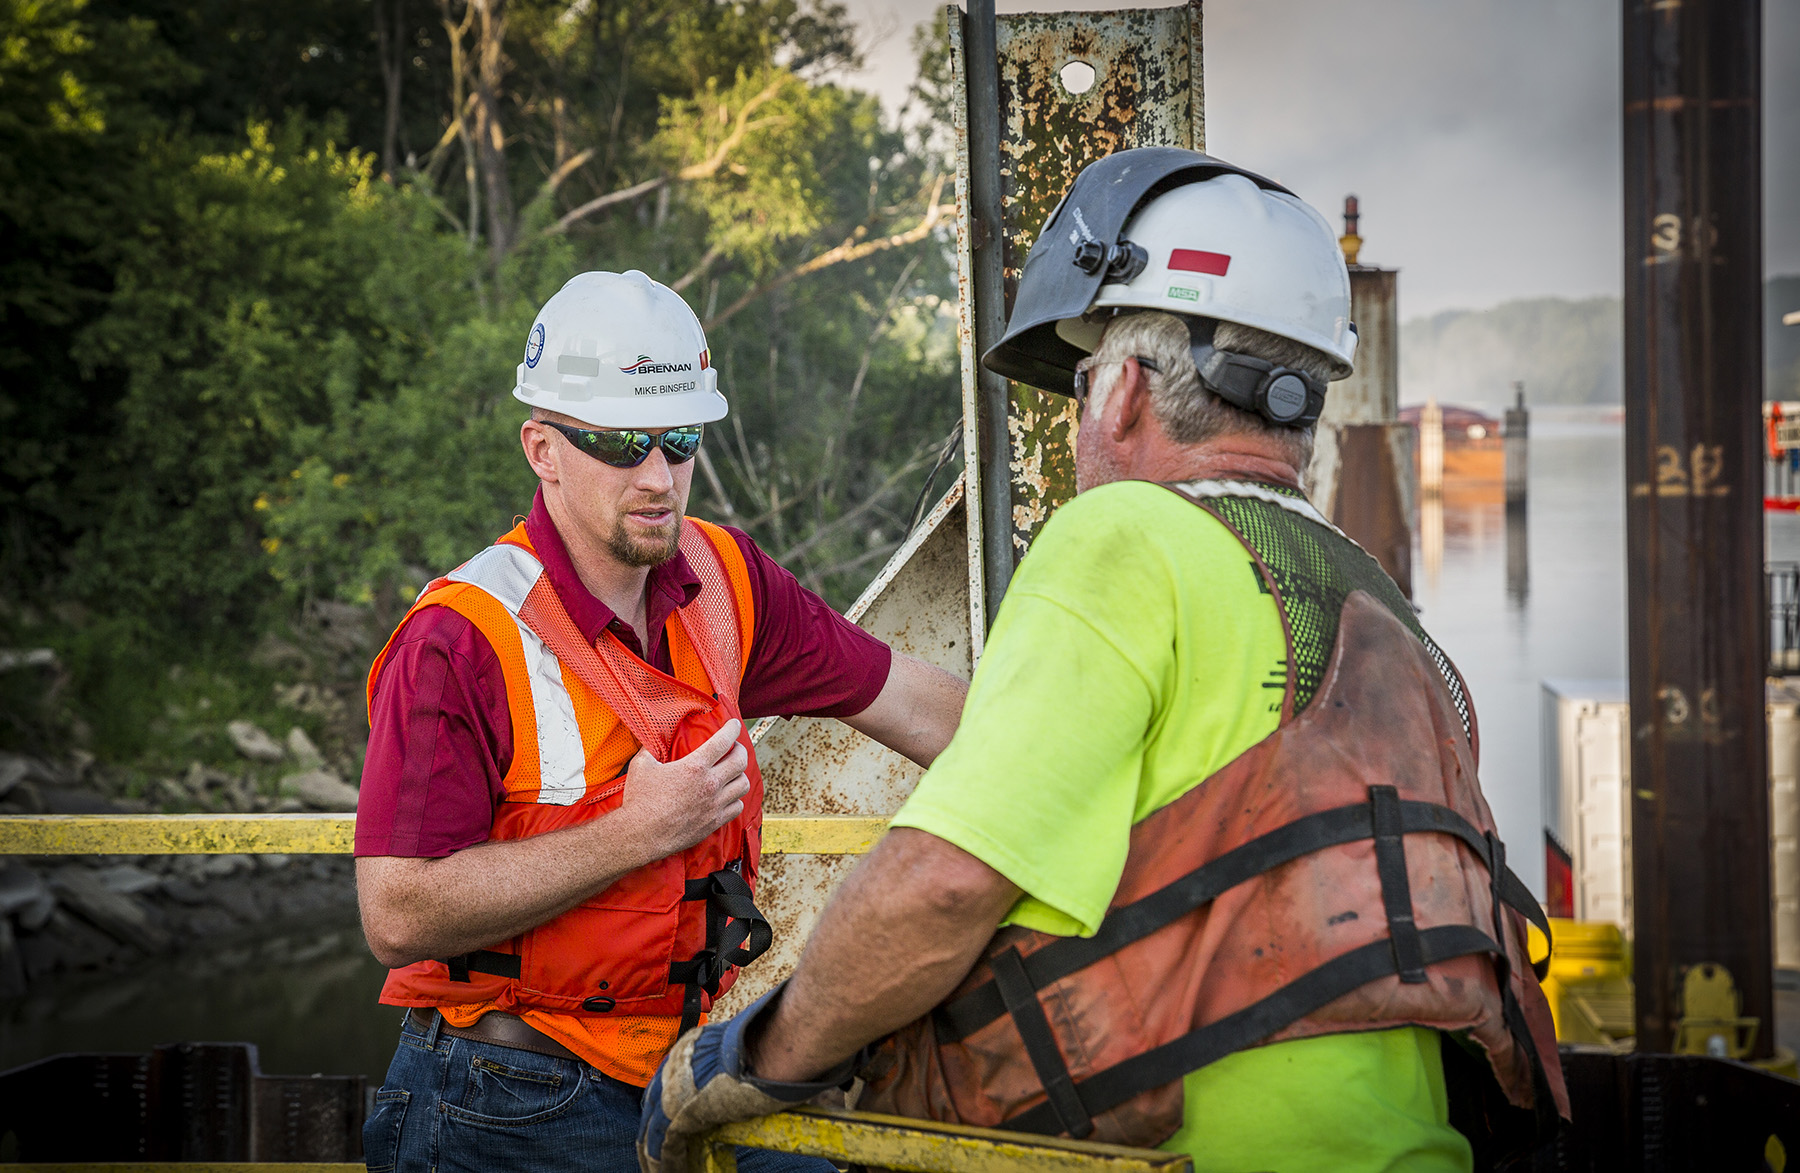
0, 853, 359, 999
0, 718, 366, 1001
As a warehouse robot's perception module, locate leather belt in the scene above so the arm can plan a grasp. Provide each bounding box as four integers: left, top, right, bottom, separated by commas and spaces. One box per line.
409, 1007, 585, 1065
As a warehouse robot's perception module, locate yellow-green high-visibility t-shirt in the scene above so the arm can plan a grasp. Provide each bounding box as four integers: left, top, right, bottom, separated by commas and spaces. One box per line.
890, 479, 1473, 1173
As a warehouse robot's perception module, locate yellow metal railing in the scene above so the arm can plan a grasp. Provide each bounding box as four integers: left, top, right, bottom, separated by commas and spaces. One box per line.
704, 1108, 1193, 1173
0, 1109, 1193, 1173
0, 813, 887, 856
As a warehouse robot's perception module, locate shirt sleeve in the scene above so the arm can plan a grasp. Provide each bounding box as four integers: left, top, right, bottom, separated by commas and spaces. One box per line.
725, 527, 893, 721
888, 485, 1176, 938
353, 606, 513, 859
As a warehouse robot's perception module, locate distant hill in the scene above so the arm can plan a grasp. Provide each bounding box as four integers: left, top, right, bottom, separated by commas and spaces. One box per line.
1398, 276, 1800, 406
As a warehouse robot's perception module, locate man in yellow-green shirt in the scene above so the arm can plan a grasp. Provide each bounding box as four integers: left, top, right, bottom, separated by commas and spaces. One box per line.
639, 150, 1563, 1173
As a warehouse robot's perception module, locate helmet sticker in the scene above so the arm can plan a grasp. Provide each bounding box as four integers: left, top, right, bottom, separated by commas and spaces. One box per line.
1167, 286, 1201, 302
619, 355, 694, 375
1169, 249, 1231, 276
525, 322, 546, 368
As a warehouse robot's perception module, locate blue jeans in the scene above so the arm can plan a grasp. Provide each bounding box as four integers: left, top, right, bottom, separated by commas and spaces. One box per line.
364, 1011, 835, 1173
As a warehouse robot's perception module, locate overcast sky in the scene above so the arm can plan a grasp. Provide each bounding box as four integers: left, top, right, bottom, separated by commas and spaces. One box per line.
833, 0, 1800, 319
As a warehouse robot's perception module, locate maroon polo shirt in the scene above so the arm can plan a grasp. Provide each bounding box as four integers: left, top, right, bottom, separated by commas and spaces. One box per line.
354, 489, 893, 858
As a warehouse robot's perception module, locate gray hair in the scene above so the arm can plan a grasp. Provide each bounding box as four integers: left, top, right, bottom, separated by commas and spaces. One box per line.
1088, 311, 1333, 468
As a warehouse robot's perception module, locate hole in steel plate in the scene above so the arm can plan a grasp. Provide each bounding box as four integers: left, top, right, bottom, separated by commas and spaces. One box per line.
1059, 60, 1097, 95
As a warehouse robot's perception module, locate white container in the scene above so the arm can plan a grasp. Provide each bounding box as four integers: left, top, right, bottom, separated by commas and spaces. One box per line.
1542, 680, 1633, 931
1770, 682, 1800, 971
1541, 678, 1800, 972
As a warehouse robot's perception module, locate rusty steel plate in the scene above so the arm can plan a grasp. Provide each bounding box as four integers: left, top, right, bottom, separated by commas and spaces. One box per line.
988, 1, 1203, 563
723, 482, 975, 1012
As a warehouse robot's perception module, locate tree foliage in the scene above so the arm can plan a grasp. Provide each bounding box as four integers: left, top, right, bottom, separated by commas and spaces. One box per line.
0, 0, 961, 765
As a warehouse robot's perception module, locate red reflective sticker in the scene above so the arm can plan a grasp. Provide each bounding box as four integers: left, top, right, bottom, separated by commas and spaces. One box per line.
1169, 249, 1231, 276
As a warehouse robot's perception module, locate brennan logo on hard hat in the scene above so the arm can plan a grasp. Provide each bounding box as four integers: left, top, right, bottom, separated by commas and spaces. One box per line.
619, 354, 693, 375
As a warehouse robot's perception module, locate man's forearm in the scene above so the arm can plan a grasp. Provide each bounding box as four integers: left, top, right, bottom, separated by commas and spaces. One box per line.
748, 828, 1019, 1082
357, 814, 660, 966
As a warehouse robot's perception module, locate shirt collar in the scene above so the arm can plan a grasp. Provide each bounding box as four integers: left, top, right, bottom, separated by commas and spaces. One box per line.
523, 487, 703, 647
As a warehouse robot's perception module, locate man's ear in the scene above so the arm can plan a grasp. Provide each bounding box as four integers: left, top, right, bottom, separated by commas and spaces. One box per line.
1110, 357, 1152, 443
521, 419, 561, 483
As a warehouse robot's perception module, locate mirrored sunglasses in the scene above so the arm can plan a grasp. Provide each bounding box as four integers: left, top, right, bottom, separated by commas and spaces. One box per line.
544, 421, 703, 468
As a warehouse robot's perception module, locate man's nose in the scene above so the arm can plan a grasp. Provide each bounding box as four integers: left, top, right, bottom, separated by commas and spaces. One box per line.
633, 448, 676, 493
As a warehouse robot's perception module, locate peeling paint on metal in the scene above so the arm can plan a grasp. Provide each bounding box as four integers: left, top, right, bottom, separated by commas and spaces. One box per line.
991, 1, 1203, 560
730, 491, 976, 1009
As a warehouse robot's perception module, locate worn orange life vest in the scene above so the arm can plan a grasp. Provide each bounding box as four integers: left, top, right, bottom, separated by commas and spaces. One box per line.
859, 483, 1568, 1156
369, 516, 767, 1030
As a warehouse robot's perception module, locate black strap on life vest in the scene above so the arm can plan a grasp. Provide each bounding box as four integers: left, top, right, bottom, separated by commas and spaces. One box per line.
668, 866, 772, 1036
441, 949, 522, 983
930, 785, 1554, 1140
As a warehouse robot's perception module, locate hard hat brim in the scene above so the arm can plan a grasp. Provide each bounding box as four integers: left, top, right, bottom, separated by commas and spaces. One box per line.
512, 385, 729, 430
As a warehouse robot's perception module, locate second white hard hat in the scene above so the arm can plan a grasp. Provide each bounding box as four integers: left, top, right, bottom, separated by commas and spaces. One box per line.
513, 270, 726, 429
1062, 173, 1356, 377
984, 149, 1356, 401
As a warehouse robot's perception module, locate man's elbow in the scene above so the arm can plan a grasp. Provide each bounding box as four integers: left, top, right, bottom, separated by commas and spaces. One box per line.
884, 828, 1017, 927
357, 887, 430, 969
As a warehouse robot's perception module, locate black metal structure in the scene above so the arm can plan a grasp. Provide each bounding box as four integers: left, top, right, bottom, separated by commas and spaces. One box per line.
0, 1043, 364, 1162
963, 0, 1013, 628
1622, 0, 1771, 1055
1503, 1049, 1800, 1172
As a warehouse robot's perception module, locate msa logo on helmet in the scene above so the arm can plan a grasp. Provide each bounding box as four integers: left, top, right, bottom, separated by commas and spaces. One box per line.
525, 323, 546, 368
619, 354, 694, 375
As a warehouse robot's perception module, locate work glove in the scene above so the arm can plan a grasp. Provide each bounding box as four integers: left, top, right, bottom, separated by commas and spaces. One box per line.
637, 983, 861, 1173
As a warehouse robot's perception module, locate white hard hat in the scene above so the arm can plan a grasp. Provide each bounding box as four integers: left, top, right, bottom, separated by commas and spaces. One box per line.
1053, 173, 1356, 377
513, 270, 727, 428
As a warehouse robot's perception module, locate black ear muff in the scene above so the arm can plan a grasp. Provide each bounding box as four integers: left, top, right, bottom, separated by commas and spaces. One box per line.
1184, 317, 1327, 427
1261, 372, 1312, 423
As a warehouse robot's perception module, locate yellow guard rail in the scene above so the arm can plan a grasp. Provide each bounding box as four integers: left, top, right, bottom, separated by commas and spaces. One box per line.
0, 813, 888, 856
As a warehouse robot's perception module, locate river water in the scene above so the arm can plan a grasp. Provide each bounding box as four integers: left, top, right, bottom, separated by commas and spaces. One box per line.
0, 405, 1781, 1085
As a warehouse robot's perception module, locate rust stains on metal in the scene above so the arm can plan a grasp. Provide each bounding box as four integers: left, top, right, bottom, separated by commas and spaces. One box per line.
714, 853, 863, 1015
989, 1, 1203, 559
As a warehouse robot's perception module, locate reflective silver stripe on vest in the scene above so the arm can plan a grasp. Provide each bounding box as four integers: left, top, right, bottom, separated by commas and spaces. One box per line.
447, 544, 587, 806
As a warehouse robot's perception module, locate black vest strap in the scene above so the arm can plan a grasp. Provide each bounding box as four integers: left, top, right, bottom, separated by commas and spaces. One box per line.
1370, 785, 1428, 983
440, 949, 523, 983
934, 791, 1549, 1044
669, 866, 771, 1035
990, 947, 1095, 1139
1001, 924, 1505, 1136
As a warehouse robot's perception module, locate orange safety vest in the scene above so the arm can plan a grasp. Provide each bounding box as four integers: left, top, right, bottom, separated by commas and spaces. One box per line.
369, 516, 768, 1032
859, 484, 1568, 1157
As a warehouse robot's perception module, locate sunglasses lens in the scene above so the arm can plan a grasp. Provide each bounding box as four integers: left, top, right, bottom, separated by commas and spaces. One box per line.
570, 429, 640, 466
660, 427, 702, 463
557, 423, 700, 467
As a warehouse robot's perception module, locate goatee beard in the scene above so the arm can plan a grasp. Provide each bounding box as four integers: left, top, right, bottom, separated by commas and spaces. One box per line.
605, 509, 683, 567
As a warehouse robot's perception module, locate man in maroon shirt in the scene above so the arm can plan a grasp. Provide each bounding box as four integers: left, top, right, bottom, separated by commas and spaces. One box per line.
355, 270, 967, 1173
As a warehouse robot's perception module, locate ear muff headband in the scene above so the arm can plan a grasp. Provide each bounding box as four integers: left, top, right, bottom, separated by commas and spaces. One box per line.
1184, 317, 1327, 427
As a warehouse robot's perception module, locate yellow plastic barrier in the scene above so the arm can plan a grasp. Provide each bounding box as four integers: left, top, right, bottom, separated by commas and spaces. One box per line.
1539, 917, 1635, 1046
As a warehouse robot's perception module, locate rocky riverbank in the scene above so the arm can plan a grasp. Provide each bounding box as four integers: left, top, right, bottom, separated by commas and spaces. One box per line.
0, 726, 366, 1000
0, 852, 361, 1000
